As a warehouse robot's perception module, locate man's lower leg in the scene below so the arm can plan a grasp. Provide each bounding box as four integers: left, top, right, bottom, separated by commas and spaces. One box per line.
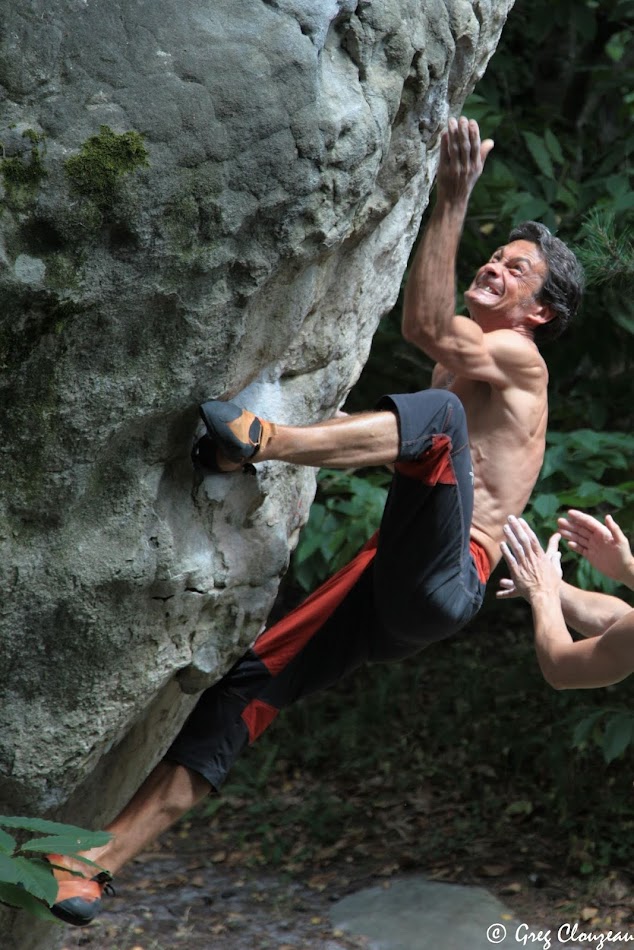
259, 412, 399, 468
200, 400, 400, 471
51, 761, 212, 924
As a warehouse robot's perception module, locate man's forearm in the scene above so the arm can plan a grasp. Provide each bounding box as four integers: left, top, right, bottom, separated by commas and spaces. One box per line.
402, 197, 467, 349
617, 558, 634, 590
559, 581, 631, 638
530, 590, 575, 686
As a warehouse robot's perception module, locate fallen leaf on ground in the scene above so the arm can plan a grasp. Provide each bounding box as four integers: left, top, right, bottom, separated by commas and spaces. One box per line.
580, 906, 599, 920
480, 864, 511, 877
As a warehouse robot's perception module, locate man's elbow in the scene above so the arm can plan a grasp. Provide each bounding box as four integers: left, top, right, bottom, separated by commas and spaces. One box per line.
401, 317, 425, 348
538, 659, 569, 691
402, 317, 439, 354
545, 674, 569, 691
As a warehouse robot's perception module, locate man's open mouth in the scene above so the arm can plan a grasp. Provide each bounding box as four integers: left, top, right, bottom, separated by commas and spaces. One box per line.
476, 279, 502, 296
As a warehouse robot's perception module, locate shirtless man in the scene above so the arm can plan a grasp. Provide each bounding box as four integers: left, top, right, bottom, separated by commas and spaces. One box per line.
50, 117, 584, 926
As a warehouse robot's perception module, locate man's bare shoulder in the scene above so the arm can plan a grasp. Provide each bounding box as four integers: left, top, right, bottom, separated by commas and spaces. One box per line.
484, 328, 548, 382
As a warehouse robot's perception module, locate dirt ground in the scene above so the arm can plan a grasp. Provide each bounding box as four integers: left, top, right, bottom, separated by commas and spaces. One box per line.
57, 780, 634, 950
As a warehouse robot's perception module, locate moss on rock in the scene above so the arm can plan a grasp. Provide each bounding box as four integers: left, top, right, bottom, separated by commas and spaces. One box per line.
64, 126, 149, 207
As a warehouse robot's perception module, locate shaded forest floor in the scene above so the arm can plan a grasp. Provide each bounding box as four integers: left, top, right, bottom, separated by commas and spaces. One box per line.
61, 602, 634, 949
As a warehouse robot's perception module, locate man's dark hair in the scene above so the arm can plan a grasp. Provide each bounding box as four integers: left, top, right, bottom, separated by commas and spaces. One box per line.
508, 221, 584, 345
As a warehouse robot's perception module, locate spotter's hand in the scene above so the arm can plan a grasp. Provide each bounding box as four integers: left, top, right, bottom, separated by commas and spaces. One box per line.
557, 509, 633, 584
498, 516, 562, 602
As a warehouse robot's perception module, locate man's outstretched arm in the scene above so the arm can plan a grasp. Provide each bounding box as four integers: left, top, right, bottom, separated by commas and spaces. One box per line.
501, 516, 634, 689
402, 116, 493, 363
557, 582, 632, 640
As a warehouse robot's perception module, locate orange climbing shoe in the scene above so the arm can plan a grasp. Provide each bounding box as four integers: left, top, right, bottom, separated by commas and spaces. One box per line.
48, 854, 114, 927
198, 400, 275, 467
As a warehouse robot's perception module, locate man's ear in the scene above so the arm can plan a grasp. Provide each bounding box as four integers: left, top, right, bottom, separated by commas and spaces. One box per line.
527, 300, 554, 327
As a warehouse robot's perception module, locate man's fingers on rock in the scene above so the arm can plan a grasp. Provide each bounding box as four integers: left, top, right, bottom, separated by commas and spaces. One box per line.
458, 116, 470, 153
468, 119, 480, 161
440, 130, 450, 163
448, 123, 462, 164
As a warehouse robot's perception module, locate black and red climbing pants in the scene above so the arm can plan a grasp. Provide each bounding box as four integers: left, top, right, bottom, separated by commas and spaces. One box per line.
165, 389, 490, 790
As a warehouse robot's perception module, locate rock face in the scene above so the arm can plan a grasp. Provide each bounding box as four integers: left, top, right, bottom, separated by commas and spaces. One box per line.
0, 0, 512, 937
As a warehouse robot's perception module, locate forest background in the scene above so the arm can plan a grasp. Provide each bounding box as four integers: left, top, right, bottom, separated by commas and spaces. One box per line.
218, 0, 634, 900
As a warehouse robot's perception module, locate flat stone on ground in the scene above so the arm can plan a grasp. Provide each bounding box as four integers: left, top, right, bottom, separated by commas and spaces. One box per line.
330, 877, 583, 950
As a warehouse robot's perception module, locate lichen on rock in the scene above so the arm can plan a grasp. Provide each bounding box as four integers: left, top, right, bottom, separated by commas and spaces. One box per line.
1, 128, 46, 204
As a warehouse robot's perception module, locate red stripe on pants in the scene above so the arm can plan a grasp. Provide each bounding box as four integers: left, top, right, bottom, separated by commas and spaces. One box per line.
395, 434, 456, 485
242, 698, 279, 744
252, 532, 379, 676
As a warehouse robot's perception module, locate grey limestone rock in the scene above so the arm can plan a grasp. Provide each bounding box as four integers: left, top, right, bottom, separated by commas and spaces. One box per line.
0, 0, 512, 942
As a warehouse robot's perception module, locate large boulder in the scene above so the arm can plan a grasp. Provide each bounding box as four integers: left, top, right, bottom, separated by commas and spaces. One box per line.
0, 0, 512, 941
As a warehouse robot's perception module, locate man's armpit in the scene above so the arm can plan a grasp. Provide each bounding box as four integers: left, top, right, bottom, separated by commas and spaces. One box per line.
431, 364, 455, 389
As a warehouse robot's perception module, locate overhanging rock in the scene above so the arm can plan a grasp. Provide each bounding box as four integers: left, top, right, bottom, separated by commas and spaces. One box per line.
0, 1, 513, 940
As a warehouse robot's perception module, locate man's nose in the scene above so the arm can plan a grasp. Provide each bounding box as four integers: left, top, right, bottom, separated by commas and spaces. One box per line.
481, 260, 501, 276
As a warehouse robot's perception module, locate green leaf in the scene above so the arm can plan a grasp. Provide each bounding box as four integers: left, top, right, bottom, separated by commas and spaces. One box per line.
501, 192, 551, 222
602, 714, 634, 764
0, 882, 59, 921
555, 182, 580, 210
522, 131, 555, 179
614, 192, 634, 213
11, 857, 57, 905
0, 853, 21, 886
20, 832, 111, 855
572, 710, 606, 747
530, 493, 560, 520
0, 828, 16, 855
544, 128, 565, 164
540, 444, 568, 480
575, 558, 607, 592
0, 854, 57, 905
576, 480, 605, 499
320, 527, 347, 561
293, 559, 319, 593
605, 30, 628, 62
295, 526, 325, 565
0, 816, 107, 840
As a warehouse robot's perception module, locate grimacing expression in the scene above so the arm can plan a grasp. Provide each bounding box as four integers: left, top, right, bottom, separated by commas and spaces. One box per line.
464, 239, 549, 326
